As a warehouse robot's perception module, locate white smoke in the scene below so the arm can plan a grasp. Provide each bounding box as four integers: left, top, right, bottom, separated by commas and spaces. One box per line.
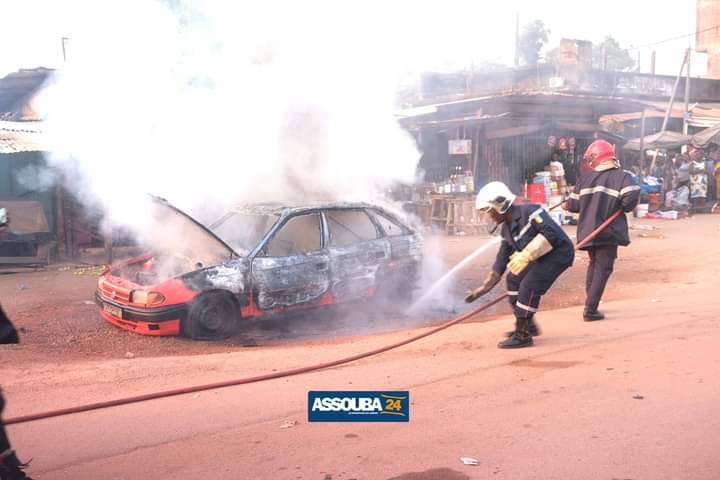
34, 0, 420, 234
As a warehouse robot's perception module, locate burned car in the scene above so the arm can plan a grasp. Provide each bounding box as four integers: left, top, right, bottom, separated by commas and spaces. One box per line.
96, 197, 423, 340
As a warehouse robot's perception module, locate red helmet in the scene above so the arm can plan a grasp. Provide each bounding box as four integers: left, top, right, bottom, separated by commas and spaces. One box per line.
583, 139, 615, 171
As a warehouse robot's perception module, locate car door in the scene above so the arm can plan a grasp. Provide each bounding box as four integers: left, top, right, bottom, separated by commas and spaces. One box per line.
324, 208, 390, 301
366, 207, 422, 292
251, 212, 330, 310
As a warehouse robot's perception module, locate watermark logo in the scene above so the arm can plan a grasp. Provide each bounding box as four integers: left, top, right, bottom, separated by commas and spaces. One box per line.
308, 391, 409, 422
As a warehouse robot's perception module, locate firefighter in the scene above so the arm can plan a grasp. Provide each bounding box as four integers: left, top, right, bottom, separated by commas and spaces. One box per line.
565, 139, 640, 321
0, 309, 31, 480
465, 182, 575, 348
0, 207, 32, 480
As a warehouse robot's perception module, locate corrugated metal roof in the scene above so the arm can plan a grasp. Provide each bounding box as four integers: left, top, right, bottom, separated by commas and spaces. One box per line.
0, 68, 53, 121
0, 120, 47, 153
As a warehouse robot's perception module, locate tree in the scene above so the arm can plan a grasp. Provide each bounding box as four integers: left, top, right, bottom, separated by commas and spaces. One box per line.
592, 36, 635, 71
518, 20, 550, 66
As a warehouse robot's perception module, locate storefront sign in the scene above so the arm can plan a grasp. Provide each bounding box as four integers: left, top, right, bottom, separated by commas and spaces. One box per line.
448, 139, 472, 155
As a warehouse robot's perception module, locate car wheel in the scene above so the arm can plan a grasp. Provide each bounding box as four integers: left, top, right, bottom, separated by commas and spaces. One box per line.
185, 291, 239, 341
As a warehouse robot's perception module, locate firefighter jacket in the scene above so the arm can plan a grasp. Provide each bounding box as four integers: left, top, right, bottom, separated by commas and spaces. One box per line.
565, 168, 640, 250
492, 204, 574, 275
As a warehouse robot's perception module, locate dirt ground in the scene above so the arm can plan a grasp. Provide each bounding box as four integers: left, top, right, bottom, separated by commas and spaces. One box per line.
2, 213, 720, 479
0, 213, 711, 362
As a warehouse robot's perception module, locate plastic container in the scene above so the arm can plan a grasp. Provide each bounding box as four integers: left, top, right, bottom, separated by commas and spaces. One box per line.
549, 211, 563, 225
647, 193, 661, 209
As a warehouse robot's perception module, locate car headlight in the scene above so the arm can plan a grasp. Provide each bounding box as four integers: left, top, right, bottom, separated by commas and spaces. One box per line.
130, 290, 166, 306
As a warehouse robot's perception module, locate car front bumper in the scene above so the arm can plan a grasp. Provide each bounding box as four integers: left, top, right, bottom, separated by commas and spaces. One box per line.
95, 292, 186, 336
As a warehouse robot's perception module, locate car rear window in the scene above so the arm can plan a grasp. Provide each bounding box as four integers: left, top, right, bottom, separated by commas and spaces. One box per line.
369, 210, 406, 237
266, 213, 321, 256
326, 210, 378, 247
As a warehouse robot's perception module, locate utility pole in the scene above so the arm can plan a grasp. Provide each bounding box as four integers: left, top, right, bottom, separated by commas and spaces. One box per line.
661, 49, 690, 133
61, 37, 70, 63
514, 12, 520, 67
650, 51, 656, 75
602, 45, 608, 70
639, 109, 646, 176
683, 47, 692, 134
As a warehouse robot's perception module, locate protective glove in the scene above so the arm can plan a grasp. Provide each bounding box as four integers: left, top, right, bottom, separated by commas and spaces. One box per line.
465, 270, 501, 303
507, 234, 553, 276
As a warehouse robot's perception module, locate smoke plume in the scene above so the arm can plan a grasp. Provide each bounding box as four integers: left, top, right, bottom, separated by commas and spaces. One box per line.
35, 0, 420, 236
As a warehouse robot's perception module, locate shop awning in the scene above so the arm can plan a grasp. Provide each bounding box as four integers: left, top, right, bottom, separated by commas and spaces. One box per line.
623, 130, 690, 151
691, 122, 720, 148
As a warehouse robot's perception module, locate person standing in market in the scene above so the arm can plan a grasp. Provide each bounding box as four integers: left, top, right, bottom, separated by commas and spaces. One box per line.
565, 140, 640, 321
465, 181, 575, 349
0, 208, 33, 480
688, 146, 708, 212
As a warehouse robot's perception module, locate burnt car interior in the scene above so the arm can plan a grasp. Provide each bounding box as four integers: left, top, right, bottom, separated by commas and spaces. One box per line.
325, 209, 378, 246
264, 213, 321, 257
368, 210, 406, 237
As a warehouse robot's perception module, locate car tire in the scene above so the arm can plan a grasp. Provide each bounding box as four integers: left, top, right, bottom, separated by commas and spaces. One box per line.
185, 290, 239, 341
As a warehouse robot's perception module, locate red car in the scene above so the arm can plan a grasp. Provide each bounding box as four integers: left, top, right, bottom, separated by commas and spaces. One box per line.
96, 196, 423, 340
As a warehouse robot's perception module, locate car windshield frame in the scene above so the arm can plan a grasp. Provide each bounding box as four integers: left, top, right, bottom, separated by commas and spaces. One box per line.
209, 212, 280, 256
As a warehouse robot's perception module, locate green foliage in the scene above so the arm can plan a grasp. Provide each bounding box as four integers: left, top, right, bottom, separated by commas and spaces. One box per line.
592, 36, 636, 71
519, 20, 550, 65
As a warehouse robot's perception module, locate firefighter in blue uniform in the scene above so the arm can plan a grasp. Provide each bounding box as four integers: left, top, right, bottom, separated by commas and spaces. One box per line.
465, 182, 574, 348
565, 139, 640, 321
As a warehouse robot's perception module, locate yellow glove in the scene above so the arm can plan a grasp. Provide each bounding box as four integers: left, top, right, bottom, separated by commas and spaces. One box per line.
507, 234, 553, 276
465, 270, 501, 303
507, 250, 531, 275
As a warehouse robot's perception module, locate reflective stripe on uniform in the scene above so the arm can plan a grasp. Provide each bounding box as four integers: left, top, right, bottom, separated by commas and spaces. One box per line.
515, 301, 538, 313
579, 186, 620, 198
507, 290, 519, 296
568, 193, 579, 200
620, 185, 641, 195
513, 207, 544, 243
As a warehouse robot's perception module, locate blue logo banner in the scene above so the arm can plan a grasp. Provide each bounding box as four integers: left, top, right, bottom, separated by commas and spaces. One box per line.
308, 391, 409, 422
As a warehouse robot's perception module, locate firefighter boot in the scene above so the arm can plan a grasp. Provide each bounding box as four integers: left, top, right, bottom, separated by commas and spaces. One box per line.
583, 308, 605, 322
505, 317, 541, 337
498, 317, 534, 349
0, 449, 32, 480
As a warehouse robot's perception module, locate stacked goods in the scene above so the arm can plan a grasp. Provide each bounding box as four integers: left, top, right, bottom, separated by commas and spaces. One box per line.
548, 161, 569, 197
533, 171, 552, 205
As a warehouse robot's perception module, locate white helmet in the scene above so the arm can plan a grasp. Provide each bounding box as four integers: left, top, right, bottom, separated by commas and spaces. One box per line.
475, 181, 516, 214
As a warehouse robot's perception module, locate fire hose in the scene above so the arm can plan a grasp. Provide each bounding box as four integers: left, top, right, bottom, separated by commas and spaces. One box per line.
4, 209, 622, 426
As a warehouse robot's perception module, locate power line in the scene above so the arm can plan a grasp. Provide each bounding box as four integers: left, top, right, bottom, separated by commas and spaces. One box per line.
628, 24, 720, 50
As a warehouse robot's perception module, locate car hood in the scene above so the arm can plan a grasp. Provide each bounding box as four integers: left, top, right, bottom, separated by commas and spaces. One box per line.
148, 195, 238, 260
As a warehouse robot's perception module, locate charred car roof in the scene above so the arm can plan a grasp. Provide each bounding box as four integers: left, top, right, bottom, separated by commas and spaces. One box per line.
228, 202, 411, 222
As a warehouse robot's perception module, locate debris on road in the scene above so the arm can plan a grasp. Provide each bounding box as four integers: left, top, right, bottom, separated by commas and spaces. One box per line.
459, 457, 479, 466
124, 351, 135, 359
279, 420, 298, 429
633, 395, 644, 400
629, 224, 659, 231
